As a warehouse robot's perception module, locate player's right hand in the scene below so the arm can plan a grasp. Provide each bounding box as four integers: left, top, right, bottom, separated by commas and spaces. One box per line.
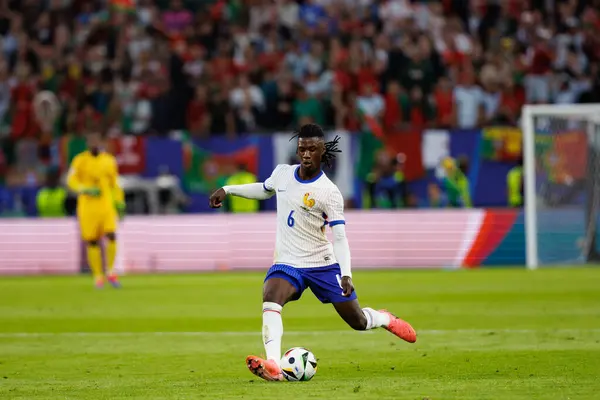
80, 187, 101, 197
341, 276, 355, 297
209, 188, 226, 208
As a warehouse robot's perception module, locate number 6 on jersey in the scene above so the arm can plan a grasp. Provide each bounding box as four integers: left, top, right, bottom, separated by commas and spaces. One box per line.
287, 210, 295, 227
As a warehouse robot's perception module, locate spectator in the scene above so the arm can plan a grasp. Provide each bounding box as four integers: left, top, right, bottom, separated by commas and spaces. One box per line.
10, 63, 38, 139
283, 41, 305, 82
379, 0, 413, 34
36, 167, 67, 218
383, 80, 403, 131
257, 31, 284, 74
271, 75, 295, 130
428, 182, 444, 208
555, 45, 591, 101
554, 78, 578, 104
162, 0, 193, 35
524, 35, 553, 104
365, 152, 408, 209
480, 74, 501, 125
373, 34, 390, 74
293, 86, 323, 126
356, 60, 380, 96
401, 86, 434, 128
453, 70, 483, 129
229, 74, 264, 132
2, 13, 23, 59
497, 80, 524, 124
149, 78, 173, 135
0, 67, 10, 124
300, 0, 326, 29
187, 85, 211, 137
249, 0, 277, 34
356, 82, 384, 129
331, 84, 359, 131
305, 70, 331, 99
225, 164, 259, 213
209, 86, 236, 137
302, 40, 326, 77
131, 96, 152, 135
278, 0, 300, 38
400, 44, 436, 95
114, 71, 139, 133
507, 157, 524, 207
77, 102, 102, 134
127, 26, 154, 65
441, 156, 472, 208
432, 75, 455, 128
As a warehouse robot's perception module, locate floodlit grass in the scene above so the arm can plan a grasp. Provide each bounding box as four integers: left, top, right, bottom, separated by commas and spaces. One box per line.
1, 268, 599, 399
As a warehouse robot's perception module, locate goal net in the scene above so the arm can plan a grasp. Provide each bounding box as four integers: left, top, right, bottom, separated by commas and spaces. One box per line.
522, 104, 600, 269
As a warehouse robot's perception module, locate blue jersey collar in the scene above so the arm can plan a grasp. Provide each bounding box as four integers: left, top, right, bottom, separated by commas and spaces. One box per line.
294, 165, 323, 184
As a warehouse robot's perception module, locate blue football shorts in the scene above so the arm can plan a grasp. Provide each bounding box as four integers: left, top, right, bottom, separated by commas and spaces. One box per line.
264, 263, 358, 304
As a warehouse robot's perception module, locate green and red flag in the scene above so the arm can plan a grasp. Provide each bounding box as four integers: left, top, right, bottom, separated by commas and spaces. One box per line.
480, 126, 522, 162
181, 133, 214, 193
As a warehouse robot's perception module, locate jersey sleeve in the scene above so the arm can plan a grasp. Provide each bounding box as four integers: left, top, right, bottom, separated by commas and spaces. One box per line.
324, 187, 345, 227
263, 164, 288, 193
108, 156, 125, 204
66, 155, 83, 193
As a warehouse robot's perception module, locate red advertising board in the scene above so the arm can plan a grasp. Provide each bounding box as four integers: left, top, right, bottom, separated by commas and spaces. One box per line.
107, 136, 146, 174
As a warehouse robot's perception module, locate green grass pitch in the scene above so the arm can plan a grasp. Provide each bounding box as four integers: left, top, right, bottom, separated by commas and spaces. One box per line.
1, 268, 600, 399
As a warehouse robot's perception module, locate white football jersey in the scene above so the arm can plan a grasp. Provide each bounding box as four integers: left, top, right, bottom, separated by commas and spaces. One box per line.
263, 164, 345, 268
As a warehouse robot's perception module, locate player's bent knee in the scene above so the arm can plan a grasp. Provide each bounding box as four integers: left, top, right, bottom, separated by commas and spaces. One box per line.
105, 232, 116, 241
87, 240, 100, 247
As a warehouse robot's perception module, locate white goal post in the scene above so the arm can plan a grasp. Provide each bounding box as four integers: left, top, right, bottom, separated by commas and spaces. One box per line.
522, 104, 600, 270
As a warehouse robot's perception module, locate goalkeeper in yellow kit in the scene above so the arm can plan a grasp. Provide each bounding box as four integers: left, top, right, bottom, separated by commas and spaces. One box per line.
67, 132, 125, 288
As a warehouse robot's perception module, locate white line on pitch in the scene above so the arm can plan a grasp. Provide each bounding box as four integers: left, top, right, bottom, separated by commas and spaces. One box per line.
1, 328, 599, 338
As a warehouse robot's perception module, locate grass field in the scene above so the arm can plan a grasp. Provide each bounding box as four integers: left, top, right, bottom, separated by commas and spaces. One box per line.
1, 268, 600, 399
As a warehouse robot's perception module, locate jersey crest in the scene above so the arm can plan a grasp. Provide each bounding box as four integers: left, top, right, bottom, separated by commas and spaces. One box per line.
302, 193, 315, 210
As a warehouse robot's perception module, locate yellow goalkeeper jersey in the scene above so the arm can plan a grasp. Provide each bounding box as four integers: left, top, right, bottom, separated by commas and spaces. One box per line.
67, 151, 124, 211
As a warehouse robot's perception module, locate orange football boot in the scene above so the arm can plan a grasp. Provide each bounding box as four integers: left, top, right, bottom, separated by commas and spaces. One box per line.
107, 274, 122, 288
94, 278, 105, 289
379, 310, 417, 343
246, 356, 284, 381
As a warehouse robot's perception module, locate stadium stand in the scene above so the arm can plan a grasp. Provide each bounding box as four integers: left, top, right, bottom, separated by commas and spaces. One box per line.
0, 0, 599, 214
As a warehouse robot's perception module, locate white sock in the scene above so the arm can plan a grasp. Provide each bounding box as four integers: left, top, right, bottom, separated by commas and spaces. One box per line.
262, 302, 283, 362
362, 307, 391, 330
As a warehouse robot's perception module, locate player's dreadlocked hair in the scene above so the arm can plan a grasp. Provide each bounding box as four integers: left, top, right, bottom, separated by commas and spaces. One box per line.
290, 123, 342, 168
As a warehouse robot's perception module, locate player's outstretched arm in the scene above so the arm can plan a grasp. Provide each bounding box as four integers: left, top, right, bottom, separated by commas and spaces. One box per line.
209, 183, 274, 208
332, 223, 354, 297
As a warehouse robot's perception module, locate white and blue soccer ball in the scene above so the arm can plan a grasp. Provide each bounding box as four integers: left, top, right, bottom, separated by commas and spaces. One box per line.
280, 347, 317, 381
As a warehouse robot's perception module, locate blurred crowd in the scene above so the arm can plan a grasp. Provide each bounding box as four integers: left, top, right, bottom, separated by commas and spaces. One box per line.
0, 0, 598, 143
0, 0, 597, 214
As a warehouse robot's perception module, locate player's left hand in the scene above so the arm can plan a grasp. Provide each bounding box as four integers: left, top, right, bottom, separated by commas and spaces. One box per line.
115, 202, 126, 220
341, 276, 354, 297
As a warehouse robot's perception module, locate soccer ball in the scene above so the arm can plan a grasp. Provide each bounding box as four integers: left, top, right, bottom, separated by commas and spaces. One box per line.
280, 347, 317, 381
